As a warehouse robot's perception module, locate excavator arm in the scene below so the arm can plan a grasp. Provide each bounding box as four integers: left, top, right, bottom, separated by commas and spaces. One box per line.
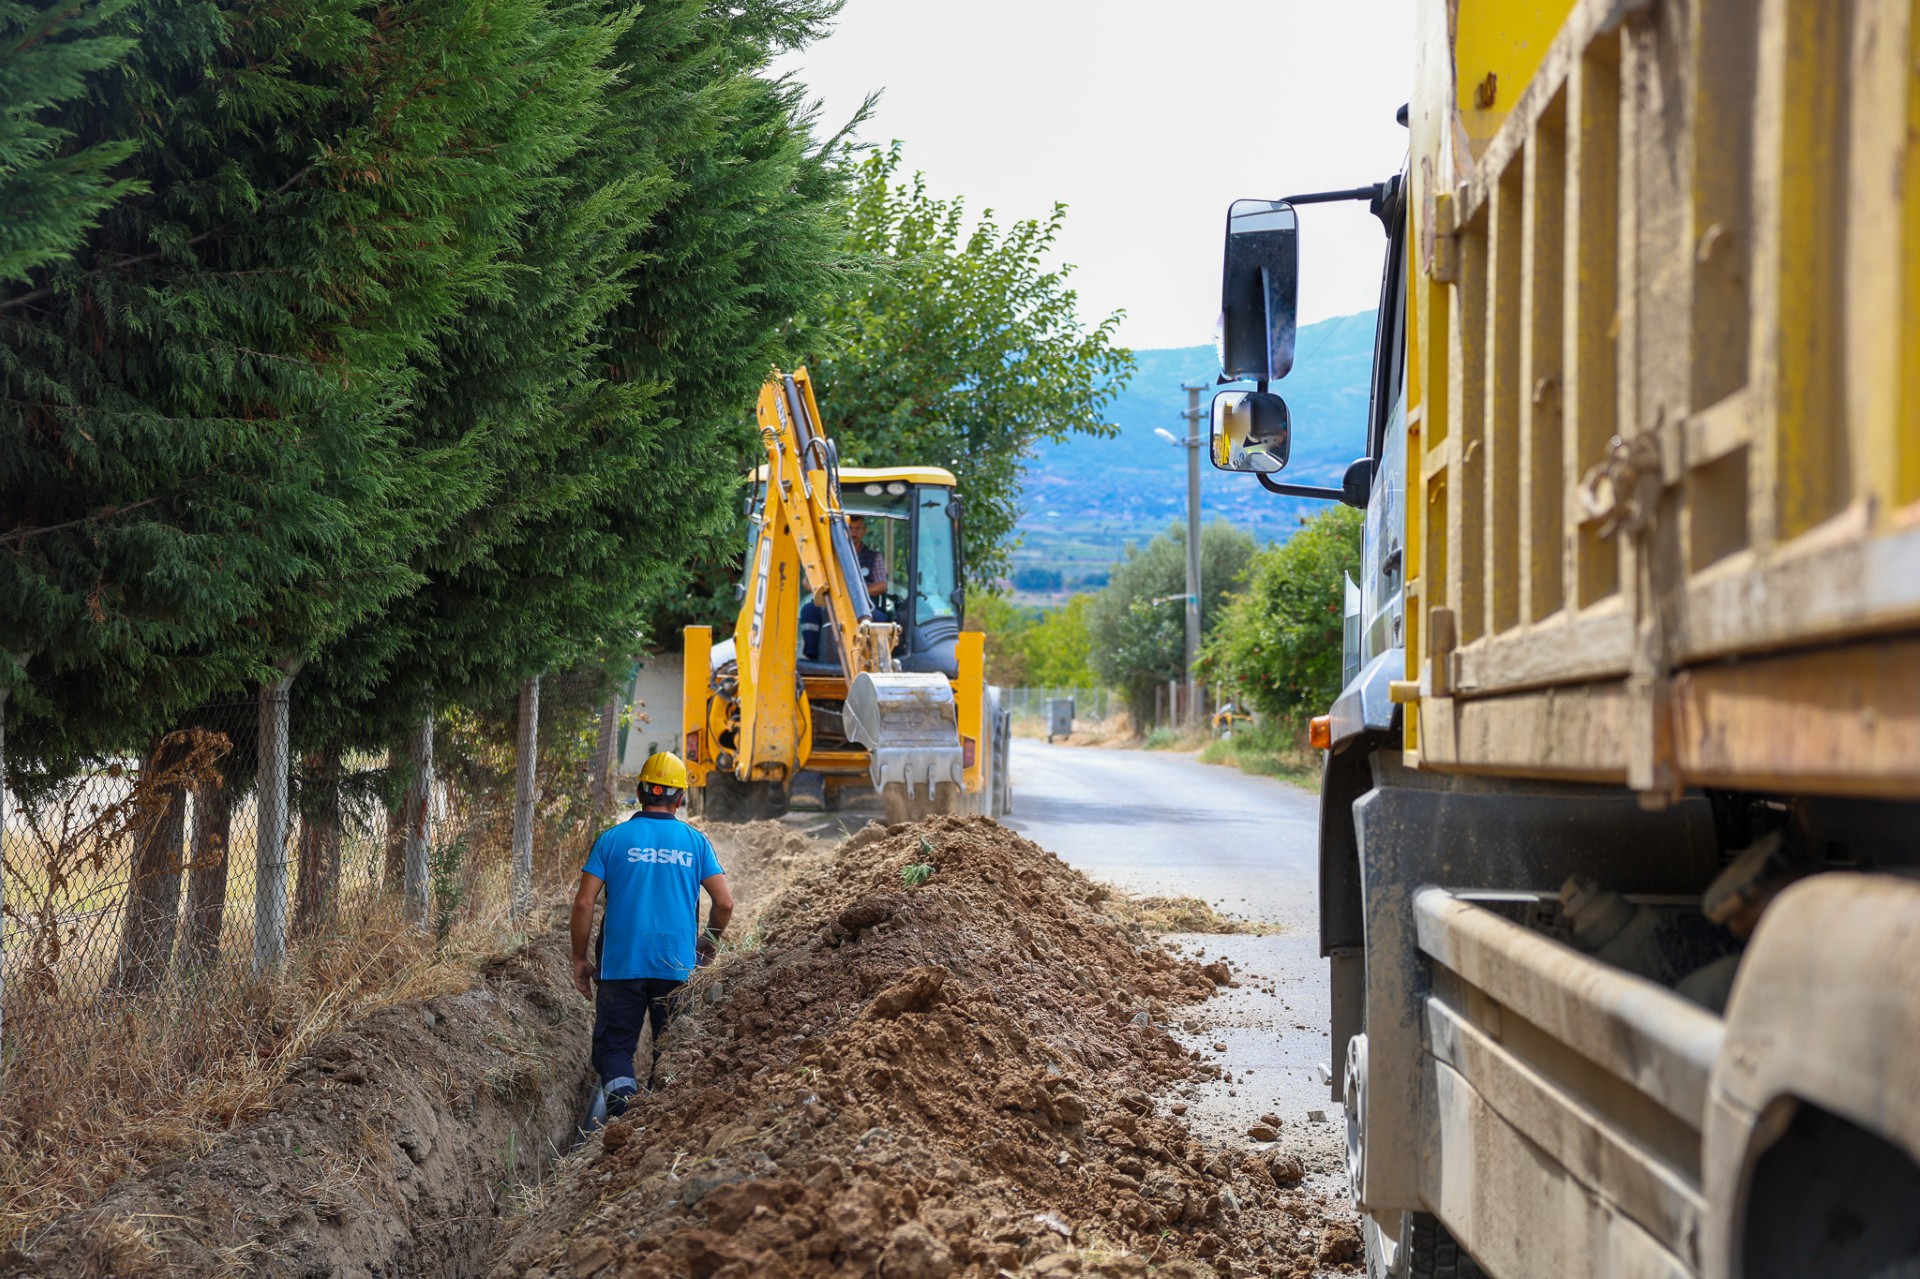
758, 371, 892, 680
722, 368, 965, 805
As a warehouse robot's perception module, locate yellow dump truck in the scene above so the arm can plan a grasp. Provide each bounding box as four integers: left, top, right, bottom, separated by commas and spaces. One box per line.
682, 368, 1010, 822
1208, 2, 1920, 1275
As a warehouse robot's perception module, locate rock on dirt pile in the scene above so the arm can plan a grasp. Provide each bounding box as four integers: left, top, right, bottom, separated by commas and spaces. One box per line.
487, 816, 1354, 1279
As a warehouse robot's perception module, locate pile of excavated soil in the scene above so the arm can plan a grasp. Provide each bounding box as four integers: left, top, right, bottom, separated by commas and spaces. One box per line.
1, 931, 592, 1279
487, 816, 1356, 1279
700, 819, 834, 930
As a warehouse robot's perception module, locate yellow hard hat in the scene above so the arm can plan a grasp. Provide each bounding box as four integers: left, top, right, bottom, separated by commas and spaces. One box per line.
637, 751, 689, 792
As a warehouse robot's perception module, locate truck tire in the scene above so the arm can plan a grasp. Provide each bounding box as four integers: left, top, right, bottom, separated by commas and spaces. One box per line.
1365, 1211, 1484, 1279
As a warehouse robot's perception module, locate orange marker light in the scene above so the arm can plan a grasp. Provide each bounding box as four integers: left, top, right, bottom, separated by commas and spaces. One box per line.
1309, 716, 1333, 751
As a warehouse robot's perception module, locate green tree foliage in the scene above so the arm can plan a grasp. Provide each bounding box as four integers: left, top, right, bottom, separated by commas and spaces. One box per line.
968, 593, 1099, 689
1022, 596, 1099, 687
1201, 505, 1363, 731
298, 2, 854, 753
1, 0, 854, 775
4, 0, 584, 766
967, 593, 1034, 686
0, 0, 141, 283
807, 144, 1134, 586
1085, 521, 1257, 727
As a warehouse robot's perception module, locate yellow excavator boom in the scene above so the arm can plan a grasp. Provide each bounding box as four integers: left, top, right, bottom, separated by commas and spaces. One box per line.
683, 367, 990, 819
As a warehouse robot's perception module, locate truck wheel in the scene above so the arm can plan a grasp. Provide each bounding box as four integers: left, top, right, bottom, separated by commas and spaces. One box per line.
701, 775, 749, 822
1349, 1029, 1483, 1279
1365, 1212, 1483, 1279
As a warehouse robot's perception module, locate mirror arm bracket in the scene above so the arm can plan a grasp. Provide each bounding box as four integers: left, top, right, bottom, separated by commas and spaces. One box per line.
1279, 183, 1385, 207
1255, 473, 1347, 501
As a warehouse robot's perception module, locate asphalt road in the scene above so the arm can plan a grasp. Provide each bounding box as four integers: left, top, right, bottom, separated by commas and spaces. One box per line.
1003, 738, 1349, 1188
1003, 737, 1321, 933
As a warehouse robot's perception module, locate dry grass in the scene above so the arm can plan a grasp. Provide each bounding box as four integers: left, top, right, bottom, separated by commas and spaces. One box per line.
1095, 889, 1280, 935
0, 828, 586, 1248
1009, 707, 1136, 747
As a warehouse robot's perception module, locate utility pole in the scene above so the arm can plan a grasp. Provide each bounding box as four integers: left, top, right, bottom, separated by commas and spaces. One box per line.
1157, 383, 1211, 725
1180, 380, 1208, 724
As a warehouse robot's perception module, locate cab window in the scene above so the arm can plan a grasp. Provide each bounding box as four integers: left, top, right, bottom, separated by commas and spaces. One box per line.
913, 488, 958, 625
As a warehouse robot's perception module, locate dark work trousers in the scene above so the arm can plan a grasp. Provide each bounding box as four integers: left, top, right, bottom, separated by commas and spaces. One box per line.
592, 977, 685, 1091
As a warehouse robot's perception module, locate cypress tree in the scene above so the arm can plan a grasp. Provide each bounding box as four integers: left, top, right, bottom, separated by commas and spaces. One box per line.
2, 0, 613, 766
0, 0, 142, 283
298, 0, 859, 765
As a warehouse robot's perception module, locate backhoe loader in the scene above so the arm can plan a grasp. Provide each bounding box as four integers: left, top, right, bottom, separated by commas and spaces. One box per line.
681, 368, 1010, 822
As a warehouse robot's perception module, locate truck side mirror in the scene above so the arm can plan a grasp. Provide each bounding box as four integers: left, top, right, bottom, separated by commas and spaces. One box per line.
1219, 199, 1299, 384
1210, 389, 1292, 474
1341, 457, 1375, 509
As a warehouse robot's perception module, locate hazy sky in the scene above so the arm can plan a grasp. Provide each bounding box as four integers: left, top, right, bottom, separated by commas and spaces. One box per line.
774, 1, 1414, 352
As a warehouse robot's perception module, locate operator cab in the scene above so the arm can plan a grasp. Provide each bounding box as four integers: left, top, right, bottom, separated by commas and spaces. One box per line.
839, 468, 965, 677
748, 464, 965, 679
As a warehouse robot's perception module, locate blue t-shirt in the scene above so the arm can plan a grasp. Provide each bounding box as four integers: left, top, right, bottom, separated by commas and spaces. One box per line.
582, 812, 725, 981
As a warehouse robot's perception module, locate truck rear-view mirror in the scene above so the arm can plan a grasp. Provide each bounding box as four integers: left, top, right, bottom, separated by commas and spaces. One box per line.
1219, 199, 1299, 384
1210, 389, 1291, 474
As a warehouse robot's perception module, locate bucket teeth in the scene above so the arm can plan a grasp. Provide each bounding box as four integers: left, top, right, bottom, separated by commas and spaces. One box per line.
842, 672, 964, 795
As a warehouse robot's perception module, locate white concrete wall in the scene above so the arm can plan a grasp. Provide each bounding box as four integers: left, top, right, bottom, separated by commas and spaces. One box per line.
618, 652, 684, 777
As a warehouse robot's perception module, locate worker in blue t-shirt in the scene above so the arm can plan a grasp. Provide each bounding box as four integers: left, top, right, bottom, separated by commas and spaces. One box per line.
569, 751, 732, 1116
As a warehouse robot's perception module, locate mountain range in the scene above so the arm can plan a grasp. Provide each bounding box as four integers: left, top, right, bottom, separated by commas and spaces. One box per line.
1009, 309, 1378, 598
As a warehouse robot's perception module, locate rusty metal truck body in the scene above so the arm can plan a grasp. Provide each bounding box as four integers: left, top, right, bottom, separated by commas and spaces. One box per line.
1211, 1, 1920, 1274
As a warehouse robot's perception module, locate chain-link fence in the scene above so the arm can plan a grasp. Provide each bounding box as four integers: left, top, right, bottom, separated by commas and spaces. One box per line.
7, 704, 408, 1017
0, 684, 609, 1071
0, 676, 625, 1237
1002, 687, 1114, 724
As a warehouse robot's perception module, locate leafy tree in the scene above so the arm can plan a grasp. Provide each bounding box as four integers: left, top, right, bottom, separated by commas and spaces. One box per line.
1085, 521, 1257, 727
1201, 505, 1362, 732
966, 592, 1034, 686
2, 0, 856, 794
806, 144, 1134, 586
1023, 595, 1100, 688
967, 593, 1098, 689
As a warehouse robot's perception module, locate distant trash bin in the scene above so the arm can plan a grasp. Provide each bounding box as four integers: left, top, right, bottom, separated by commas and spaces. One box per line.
1046, 697, 1075, 743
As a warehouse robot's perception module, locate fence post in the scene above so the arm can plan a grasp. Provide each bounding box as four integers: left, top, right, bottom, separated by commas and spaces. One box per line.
402, 707, 434, 926
1, 677, 10, 1077
589, 689, 619, 814
510, 676, 540, 925
253, 668, 296, 974
184, 767, 234, 966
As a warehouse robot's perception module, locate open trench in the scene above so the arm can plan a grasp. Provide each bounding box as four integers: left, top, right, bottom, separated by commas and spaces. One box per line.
4, 818, 1357, 1279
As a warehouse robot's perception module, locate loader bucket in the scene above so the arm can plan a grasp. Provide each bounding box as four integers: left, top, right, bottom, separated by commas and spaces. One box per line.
842, 671, 965, 796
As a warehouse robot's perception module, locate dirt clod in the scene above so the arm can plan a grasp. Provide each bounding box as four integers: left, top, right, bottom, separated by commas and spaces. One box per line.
1247, 1123, 1280, 1142
1317, 1220, 1363, 1267
487, 816, 1353, 1278
1267, 1150, 1307, 1187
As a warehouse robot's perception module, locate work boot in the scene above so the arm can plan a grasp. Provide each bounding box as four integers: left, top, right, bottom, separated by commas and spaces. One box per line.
604, 1077, 639, 1120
